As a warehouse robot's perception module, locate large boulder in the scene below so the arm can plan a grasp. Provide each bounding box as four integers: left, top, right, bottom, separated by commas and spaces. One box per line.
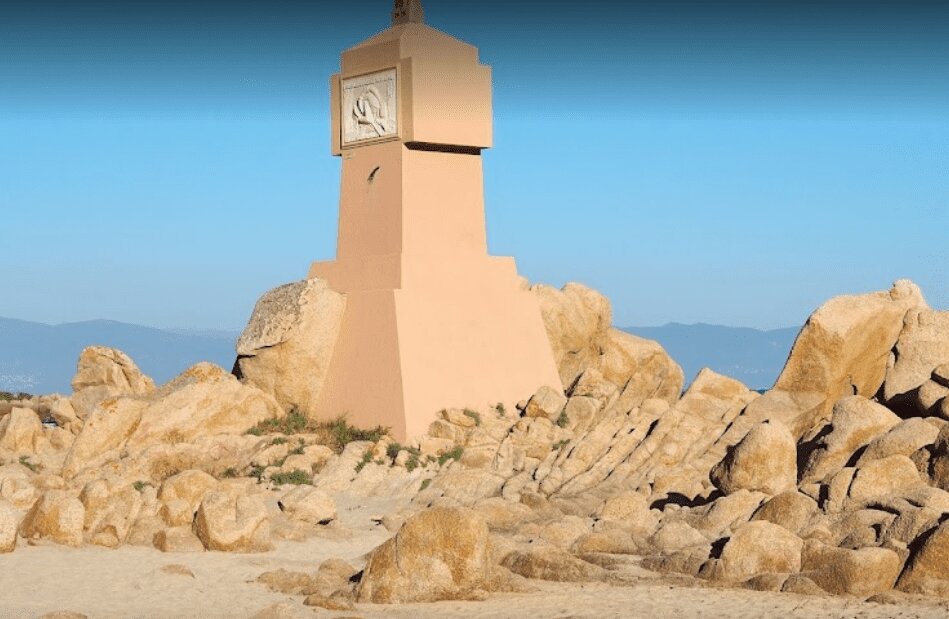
533, 283, 683, 406
19, 490, 85, 547
755, 280, 927, 437
883, 309, 949, 402
0, 407, 47, 454
846, 455, 922, 504
71, 346, 155, 395
799, 396, 901, 484
710, 420, 796, 496
751, 491, 818, 535
356, 507, 495, 603
277, 486, 337, 525
234, 279, 346, 416
897, 520, 949, 595
63, 363, 282, 479
79, 479, 143, 548
0, 498, 19, 552
715, 521, 803, 582
801, 540, 902, 596
855, 418, 940, 467
192, 491, 272, 552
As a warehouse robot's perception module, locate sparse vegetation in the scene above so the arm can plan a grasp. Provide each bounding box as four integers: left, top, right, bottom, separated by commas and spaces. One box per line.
386, 442, 402, 460
270, 437, 288, 446
463, 409, 482, 426
556, 410, 569, 428
221, 468, 240, 479
495, 403, 506, 418
552, 439, 570, 450
437, 446, 464, 466
249, 465, 266, 481
0, 392, 32, 402
269, 469, 312, 486
132, 480, 150, 492
18, 455, 38, 473
355, 449, 373, 473
288, 440, 305, 456
245, 411, 388, 454
419, 478, 432, 491
405, 452, 421, 472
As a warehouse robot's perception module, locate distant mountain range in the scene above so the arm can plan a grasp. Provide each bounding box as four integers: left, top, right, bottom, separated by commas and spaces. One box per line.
0, 317, 798, 395
622, 323, 799, 391
0, 317, 239, 395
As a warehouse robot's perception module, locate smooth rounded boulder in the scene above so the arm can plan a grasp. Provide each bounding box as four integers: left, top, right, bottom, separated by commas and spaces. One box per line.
710, 421, 796, 496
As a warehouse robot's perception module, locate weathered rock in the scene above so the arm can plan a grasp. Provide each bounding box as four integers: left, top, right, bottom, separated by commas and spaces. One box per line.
277, 486, 336, 525
524, 386, 567, 422
769, 280, 927, 437
801, 540, 902, 596
71, 346, 155, 395
0, 498, 19, 553
916, 379, 949, 416
884, 309, 949, 401
751, 491, 818, 535
690, 490, 768, 539
847, 455, 922, 504
595, 492, 658, 536
257, 569, 315, 595
800, 396, 901, 484
0, 464, 36, 510
897, 520, 949, 596
856, 418, 940, 467
649, 521, 708, 554
234, 279, 346, 416
153, 526, 205, 553
356, 507, 494, 603
0, 407, 46, 453
63, 364, 282, 479
19, 490, 85, 547
716, 521, 803, 582
710, 420, 796, 496
533, 283, 683, 404
158, 469, 219, 512
193, 491, 272, 552
501, 546, 606, 582
79, 479, 143, 547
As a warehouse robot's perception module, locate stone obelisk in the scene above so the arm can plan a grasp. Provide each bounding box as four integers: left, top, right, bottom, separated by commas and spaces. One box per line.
308, 1, 562, 440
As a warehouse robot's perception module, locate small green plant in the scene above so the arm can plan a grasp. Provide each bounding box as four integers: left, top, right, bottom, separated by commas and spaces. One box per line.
437, 446, 464, 466
221, 468, 239, 479
132, 480, 150, 492
552, 439, 570, 450
18, 456, 38, 473
0, 392, 32, 402
386, 442, 403, 460
463, 409, 482, 426
405, 452, 421, 472
495, 403, 506, 418
355, 449, 373, 473
270, 437, 288, 446
249, 465, 266, 481
245, 426, 263, 437
288, 440, 305, 456
419, 478, 432, 491
556, 410, 569, 428
270, 469, 313, 486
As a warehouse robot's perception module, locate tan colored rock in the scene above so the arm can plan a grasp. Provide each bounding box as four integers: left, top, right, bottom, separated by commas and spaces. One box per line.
856, 418, 940, 467
897, 520, 949, 595
596, 492, 658, 536
884, 309, 949, 400
193, 491, 272, 552
277, 486, 336, 525
0, 464, 36, 510
800, 540, 902, 596
751, 491, 818, 535
770, 280, 927, 436
0, 498, 19, 553
691, 490, 768, 539
800, 396, 901, 484
79, 479, 143, 547
717, 521, 803, 582
533, 283, 683, 404
19, 490, 85, 547
710, 420, 796, 496
63, 364, 282, 479
501, 546, 606, 582
524, 386, 567, 421
538, 515, 590, 549
0, 407, 46, 453
158, 469, 219, 511
71, 346, 155, 395
649, 521, 708, 554
257, 569, 315, 595
356, 507, 494, 603
847, 455, 922, 504
153, 526, 205, 553
234, 279, 346, 416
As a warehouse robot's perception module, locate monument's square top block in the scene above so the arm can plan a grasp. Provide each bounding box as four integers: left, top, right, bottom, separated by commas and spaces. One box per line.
330, 22, 493, 154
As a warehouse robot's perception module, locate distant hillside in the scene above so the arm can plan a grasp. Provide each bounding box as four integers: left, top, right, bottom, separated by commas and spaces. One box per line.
622, 323, 799, 391
0, 317, 239, 394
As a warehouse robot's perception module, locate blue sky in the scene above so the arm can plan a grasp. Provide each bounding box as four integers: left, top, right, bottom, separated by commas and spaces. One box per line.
1, 0, 946, 330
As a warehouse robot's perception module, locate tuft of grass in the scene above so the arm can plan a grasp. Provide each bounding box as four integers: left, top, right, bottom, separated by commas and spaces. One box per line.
0, 392, 33, 402
556, 410, 569, 428
386, 442, 402, 460
437, 446, 464, 466
552, 439, 570, 450
419, 478, 432, 491
288, 440, 305, 456
249, 465, 266, 481
221, 468, 239, 479
245, 411, 388, 454
18, 455, 39, 473
405, 452, 421, 472
463, 409, 482, 427
495, 403, 506, 418
354, 449, 373, 473
269, 469, 312, 486
270, 437, 288, 446
132, 480, 150, 492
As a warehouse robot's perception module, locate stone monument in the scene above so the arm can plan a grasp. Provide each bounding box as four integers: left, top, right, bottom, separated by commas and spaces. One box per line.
308, 0, 562, 440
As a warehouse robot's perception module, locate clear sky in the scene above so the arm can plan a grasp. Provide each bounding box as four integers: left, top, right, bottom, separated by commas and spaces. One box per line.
1, 0, 946, 331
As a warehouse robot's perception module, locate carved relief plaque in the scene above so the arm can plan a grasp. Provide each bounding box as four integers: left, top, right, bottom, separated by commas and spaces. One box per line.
341, 69, 398, 147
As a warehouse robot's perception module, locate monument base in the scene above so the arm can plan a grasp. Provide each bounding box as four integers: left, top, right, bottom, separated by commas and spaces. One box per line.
308, 254, 563, 440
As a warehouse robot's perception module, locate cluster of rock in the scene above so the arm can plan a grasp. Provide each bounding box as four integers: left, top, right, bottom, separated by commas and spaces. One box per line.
1, 277, 948, 609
